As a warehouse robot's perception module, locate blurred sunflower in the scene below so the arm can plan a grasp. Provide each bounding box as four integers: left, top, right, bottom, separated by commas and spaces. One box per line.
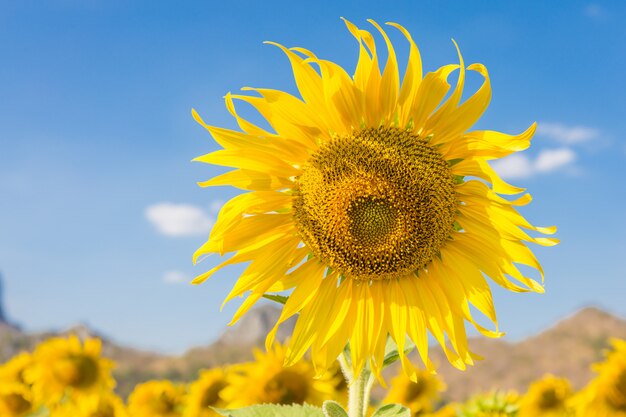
0, 383, 34, 417
575, 339, 626, 417
50, 392, 127, 417
184, 368, 228, 417
128, 380, 186, 417
220, 343, 336, 407
383, 369, 446, 415
192, 18, 556, 379
0, 352, 32, 385
24, 335, 114, 405
518, 375, 572, 417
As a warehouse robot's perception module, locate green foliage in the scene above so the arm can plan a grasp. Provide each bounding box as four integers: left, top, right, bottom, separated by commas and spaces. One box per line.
371, 404, 411, 417
322, 401, 348, 417
382, 336, 415, 369
212, 403, 324, 417
458, 391, 519, 417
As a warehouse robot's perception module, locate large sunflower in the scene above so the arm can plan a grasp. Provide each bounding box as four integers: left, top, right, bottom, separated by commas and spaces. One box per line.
192, 19, 556, 380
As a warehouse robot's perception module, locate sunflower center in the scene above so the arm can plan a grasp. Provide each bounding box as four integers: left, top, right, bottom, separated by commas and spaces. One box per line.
200, 380, 227, 407
293, 127, 457, 280
52, 354, 99, 389
404, 378, 427, 403
90, 403, 116, 417
264, 369, 310, 404
537, 388, 561, 410
150, 393, 177, 414
2, 393, 31, 415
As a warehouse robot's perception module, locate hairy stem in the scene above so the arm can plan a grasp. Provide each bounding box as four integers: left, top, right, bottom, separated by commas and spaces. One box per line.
339, 352, 375, 417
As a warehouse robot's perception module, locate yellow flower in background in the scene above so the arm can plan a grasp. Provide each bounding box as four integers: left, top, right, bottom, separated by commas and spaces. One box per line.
0, 383, 34, 417
128, 380, 186, 417
575, 339, 626, 417
184, 368, 228, 417
220, 343, 336, 407
518, 374, 572, 417
383, 370, 446, 415
50, 391, 128, 417
192, 18, 557, 379
24, 335, 114, 406
0, 352, 32, 385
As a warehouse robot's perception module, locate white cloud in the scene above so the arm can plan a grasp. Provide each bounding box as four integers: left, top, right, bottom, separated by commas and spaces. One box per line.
534, 148, 577, 173
162, 270, 188, 284
491, 148, 577, 180
536, 122, 599, 145
491, 154, 534, 180
145, 203, 213, 237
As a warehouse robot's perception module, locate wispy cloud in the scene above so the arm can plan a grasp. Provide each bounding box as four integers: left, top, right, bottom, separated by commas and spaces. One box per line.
537, 122, 599, 145
584, 3, 606, 20
492, 148, 577, 180
162, 270, 188, 285
145, 203, 215, 237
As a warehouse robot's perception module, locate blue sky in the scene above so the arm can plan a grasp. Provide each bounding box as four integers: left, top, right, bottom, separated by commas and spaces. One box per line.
1, 0, 625, 354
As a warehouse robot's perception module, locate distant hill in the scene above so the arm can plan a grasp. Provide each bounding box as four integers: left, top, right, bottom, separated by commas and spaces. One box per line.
1, 304, 625, 401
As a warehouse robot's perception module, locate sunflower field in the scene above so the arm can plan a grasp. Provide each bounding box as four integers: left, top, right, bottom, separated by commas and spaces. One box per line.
1, 334, 626, 417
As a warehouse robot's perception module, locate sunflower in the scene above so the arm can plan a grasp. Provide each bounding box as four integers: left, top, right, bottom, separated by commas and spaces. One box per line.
220, 343, 337, 407
50, 392, 128, 417
0, 352, 32, 385
518, 375, 572, 417
192, 18, 557, 380
383, 370, 446, 415
24, 335, 114, 406
127, 380, 186, 417
0, 383, 34, 417
183, 368, 228, 417
574, 339, 626, 417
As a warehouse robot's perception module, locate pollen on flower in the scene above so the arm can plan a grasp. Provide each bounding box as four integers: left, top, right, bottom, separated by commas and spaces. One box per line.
293, 126, 457, 281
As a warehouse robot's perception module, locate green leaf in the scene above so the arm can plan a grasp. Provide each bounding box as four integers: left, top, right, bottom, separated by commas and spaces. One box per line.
322, 401, 348, 417
212, 404, 324, 417
382, 336, 415, 369
371, 404, 411, 417
262, 293, 289, 305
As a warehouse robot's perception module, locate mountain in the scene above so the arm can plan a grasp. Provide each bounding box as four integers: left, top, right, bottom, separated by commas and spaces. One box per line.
1, 304, 625, 401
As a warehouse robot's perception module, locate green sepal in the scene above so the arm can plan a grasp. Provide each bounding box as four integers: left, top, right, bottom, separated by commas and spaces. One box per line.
371, 404, 412, 417
211, 403, 324, 417
262, 293, 289, 305
322, 400, 349, 417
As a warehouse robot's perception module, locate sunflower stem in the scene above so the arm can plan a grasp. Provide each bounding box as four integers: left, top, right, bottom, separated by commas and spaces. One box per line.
339, 353, 374, 417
